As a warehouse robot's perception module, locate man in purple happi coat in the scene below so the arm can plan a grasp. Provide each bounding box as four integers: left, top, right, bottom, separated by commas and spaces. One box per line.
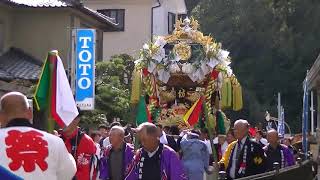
264, 129, 295, 171
100, 126, 135, 180
124, 122, 187, 180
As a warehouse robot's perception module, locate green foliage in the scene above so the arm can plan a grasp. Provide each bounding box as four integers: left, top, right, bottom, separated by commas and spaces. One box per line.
185, 0, 201, 16
192, 0, 320, 132
80, 54, 134, 127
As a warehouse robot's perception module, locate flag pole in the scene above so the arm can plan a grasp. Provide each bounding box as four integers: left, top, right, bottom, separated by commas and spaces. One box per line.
203, 102, 218, 180
47, 51, 57, 133
133, 70, 143, 150
208, 131, 218, 179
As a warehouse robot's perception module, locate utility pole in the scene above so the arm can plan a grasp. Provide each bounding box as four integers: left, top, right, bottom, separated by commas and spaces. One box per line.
311, 91, 315, 135
278, 92, 281, 125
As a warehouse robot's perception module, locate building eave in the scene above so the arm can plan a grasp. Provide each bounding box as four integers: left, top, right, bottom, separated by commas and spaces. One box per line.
307, 53, 320, 90
0, 0, 120, 31
72, 4, 119, 31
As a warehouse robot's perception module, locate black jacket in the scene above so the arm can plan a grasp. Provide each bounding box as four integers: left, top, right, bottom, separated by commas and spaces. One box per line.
166, 135, 178, 152
226, 137, 267, 179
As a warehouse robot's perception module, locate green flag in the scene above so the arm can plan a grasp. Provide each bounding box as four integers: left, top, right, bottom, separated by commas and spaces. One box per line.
216, 111, 226, 135
135, 96, 151, 125
34, 56, 52, 111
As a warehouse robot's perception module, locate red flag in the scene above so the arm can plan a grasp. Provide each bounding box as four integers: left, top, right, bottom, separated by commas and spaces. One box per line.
183, 97, 203, 126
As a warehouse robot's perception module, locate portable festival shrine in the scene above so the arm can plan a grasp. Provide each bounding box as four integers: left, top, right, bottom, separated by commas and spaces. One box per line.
131, 17, 243, 134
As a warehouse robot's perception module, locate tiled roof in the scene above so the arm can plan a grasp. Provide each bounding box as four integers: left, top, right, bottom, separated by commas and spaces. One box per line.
0, 48, 42, 81
2, 0, 118, 29
79, 6, 117, 25
7, 0, 69, 7
0, 69, 12, 80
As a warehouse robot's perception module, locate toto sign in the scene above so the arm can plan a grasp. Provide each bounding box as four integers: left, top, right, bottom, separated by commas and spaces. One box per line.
75, 29, 95, 110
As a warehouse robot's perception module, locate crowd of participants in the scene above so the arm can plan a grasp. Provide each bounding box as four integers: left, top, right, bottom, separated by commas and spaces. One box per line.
0, 92, 302, 180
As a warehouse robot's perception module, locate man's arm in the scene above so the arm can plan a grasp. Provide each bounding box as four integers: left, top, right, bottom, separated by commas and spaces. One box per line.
169, 151, 187, 180
202, 143, 210, 172
56, 138, 77, 180
76, 134, 97, 180
219, 141, 236, 169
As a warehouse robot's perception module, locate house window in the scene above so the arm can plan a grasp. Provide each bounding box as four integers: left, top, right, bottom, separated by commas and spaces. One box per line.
98, 9, 125, 31
96, 30, 103, 61
168, 12, 176, 34
178, 14, 187, 21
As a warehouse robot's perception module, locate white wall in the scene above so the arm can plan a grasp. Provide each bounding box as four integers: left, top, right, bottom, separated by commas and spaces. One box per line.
152, 0, 187, 37
84, 0, 153, 60
0, 5, 13, 54
11, 9, 71, 64
152, 5, 167, 36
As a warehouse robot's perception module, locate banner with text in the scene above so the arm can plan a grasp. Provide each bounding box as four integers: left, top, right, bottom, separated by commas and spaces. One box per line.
75, 29, 95, 110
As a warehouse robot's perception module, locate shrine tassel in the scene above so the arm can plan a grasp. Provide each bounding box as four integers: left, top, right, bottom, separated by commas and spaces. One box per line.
205, 79, 215, 113
130, 68, 142, 104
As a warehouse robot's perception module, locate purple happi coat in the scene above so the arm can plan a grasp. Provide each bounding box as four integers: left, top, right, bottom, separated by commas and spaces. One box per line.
99, 143, 134, 180
124, 144, 187, 180
264, 144, 295, 168
281, 145, 295, 166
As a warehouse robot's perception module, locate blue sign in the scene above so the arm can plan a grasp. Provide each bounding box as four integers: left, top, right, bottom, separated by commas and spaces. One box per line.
75, 29, 95, 110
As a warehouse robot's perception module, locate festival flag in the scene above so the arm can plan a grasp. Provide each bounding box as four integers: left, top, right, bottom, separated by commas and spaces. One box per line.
136, 96, 152, 125
183, 97, 203, 126
277, 106, 285, 138
183, 99, 199, 122
34, 51, 78, 128
216, 111, 226, 135
33, 53, 52, 111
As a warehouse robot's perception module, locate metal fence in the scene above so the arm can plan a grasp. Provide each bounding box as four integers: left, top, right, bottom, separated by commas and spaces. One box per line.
218, 160, 315, 180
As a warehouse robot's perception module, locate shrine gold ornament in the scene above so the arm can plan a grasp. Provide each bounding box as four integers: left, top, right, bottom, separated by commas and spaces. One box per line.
186, 91, 201, 103
173, 42, 192, 61
159, 89, 176, 103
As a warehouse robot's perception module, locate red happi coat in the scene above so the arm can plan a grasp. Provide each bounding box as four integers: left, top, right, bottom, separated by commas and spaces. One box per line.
63, 128, 97, 180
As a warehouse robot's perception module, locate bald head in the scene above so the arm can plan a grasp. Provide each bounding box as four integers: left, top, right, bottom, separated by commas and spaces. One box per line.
0, 92, 29, 111
137, 122, 160, 152
267, 129, 278, 135
109, 126, 125, 149
0, 92, 32, 126
267, 129, 279, 147
137, 122, 159, 137
110, 126, 125, 137
234, 119, 249, 140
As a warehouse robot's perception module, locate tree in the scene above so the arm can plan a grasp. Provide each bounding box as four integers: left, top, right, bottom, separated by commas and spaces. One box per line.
185, 0, 201, 15
80, 54, 134, 128
192, 0, 320, 132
